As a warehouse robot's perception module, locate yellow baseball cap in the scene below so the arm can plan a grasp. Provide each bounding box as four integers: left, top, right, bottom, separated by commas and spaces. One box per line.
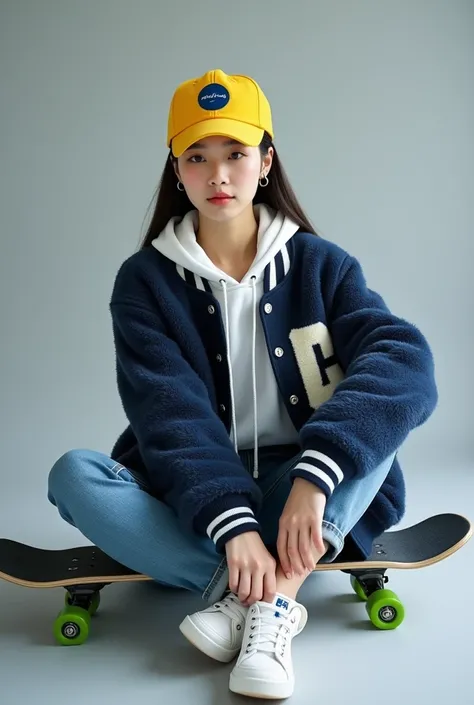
167, 69, 273, 157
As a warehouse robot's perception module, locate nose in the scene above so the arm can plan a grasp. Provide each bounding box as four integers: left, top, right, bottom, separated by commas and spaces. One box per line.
208, 163, 230, 186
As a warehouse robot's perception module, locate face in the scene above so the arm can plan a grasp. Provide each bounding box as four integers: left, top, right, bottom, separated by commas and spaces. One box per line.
174, 135, 273, 222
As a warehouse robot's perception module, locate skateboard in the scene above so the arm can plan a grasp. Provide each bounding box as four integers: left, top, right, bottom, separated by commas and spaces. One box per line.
0, 512, 471, 644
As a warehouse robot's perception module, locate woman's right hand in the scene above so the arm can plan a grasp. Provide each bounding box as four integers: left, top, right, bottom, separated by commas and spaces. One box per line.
225, 531, 277, 606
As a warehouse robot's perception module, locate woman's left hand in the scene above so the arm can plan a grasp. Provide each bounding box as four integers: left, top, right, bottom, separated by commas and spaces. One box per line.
277, 478, 327, 578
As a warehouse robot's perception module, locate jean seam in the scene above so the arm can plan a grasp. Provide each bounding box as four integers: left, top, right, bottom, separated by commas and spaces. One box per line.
321, 520, 345, 561
111, 463, 149, 491
202, 557, 227, 602
322, 520, 344, 545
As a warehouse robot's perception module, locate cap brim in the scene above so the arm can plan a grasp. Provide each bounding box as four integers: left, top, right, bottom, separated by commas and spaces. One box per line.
171, 119, 264, 157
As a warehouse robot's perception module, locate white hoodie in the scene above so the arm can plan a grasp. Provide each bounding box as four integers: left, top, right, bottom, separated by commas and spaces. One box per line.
151, 204, 301, 478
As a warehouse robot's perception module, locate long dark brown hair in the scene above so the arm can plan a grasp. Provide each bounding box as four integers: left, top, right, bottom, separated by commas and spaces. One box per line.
138, 131, 319, 249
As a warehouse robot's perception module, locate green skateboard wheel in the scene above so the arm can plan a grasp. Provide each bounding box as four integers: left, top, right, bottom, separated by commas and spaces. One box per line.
366, 589, 405, 630
54, 606, 91, 645
350, 575, 368, 601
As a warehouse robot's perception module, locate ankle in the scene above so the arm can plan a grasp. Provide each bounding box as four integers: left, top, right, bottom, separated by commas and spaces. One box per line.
274, 540, 330, 599
274, 565, 309, 600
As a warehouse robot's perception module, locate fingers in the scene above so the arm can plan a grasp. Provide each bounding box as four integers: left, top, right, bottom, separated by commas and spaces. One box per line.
241, 563, 277, 607
246, 570, 264, 606
277, 528, 293, 579
299, 526, 316, 572
237, 569, 251, 605
228, 564, 240, 596
311, 520, 326, 555
263, 566, 277, 604
287, 527, 306, 575
225, 535, 277, 607
245, 562, 277, 606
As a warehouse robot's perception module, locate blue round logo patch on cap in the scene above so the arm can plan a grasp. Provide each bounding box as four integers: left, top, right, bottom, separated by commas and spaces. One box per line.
198, 83, 230, 111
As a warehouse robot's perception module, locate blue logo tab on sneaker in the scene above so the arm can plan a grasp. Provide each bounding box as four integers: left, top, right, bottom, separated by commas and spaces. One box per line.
274, 596, 290, 618
276, 597, 289, 610
198, 83, 230, 111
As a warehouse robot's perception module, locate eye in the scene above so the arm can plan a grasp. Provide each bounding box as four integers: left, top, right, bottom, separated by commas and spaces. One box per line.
188, 154, 205, 163
229, 151, 245, 160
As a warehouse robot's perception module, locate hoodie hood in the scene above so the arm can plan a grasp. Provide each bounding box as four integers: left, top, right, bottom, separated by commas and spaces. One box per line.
151, 203, 299, 287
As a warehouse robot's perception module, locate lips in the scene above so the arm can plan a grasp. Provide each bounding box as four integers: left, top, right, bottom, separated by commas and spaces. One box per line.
208, 193, 234, 205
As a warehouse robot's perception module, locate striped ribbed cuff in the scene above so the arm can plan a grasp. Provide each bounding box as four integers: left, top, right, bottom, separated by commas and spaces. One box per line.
195, 495, 261, 553
290, 439, 356, 498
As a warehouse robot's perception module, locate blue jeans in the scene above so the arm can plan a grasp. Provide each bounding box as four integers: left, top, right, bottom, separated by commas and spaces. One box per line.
47, 445, 395, 604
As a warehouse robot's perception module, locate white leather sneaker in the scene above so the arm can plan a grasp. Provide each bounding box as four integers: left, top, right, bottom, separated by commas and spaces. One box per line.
179, 592, 248, 662
229, 593, 308, 699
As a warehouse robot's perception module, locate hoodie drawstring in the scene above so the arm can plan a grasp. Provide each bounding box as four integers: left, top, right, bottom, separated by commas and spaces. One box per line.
220, 278, 259, 480
251, 276, 259, 479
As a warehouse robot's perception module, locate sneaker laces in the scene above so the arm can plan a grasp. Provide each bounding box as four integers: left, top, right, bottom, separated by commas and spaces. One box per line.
244, 604, 297, 658
213, 593, 247, 623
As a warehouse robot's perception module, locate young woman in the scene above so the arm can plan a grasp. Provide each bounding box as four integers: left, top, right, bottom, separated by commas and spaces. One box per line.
48, 69, 438, 699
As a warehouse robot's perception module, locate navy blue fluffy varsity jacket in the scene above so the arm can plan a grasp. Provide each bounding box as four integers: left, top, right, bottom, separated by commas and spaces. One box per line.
109, 207, 438, 558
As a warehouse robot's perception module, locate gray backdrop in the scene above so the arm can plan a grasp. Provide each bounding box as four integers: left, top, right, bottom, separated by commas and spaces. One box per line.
1, 2, 473, 704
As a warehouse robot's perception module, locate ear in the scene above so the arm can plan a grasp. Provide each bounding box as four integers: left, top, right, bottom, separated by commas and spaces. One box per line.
261, 146, 274, 178
170, 154, 180, 181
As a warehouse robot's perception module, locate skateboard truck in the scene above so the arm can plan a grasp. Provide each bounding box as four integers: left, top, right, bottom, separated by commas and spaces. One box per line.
346, 569, 388, 593
64, 583, 107, 608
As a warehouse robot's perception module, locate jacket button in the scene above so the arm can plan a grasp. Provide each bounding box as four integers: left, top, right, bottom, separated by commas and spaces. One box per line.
264, 303, 272, 314
208, 305, 215, 314
275, 347, 284, 357
290, 395, 299, 405
219, 404, 226, 413
216, 354, 222, 362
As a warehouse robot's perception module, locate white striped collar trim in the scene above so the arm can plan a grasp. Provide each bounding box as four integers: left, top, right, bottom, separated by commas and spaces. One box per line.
175, 242, 292, 293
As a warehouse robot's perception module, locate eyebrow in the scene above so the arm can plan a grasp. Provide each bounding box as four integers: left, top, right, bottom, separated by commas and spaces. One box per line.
186, 139, 242, 150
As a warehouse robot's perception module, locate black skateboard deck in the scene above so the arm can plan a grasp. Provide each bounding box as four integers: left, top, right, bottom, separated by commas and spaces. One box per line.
0, 512, 471, 642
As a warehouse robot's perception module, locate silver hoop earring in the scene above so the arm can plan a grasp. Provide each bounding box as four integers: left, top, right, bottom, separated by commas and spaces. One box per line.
259, 174, 269, 188
177, 180, 185, 192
